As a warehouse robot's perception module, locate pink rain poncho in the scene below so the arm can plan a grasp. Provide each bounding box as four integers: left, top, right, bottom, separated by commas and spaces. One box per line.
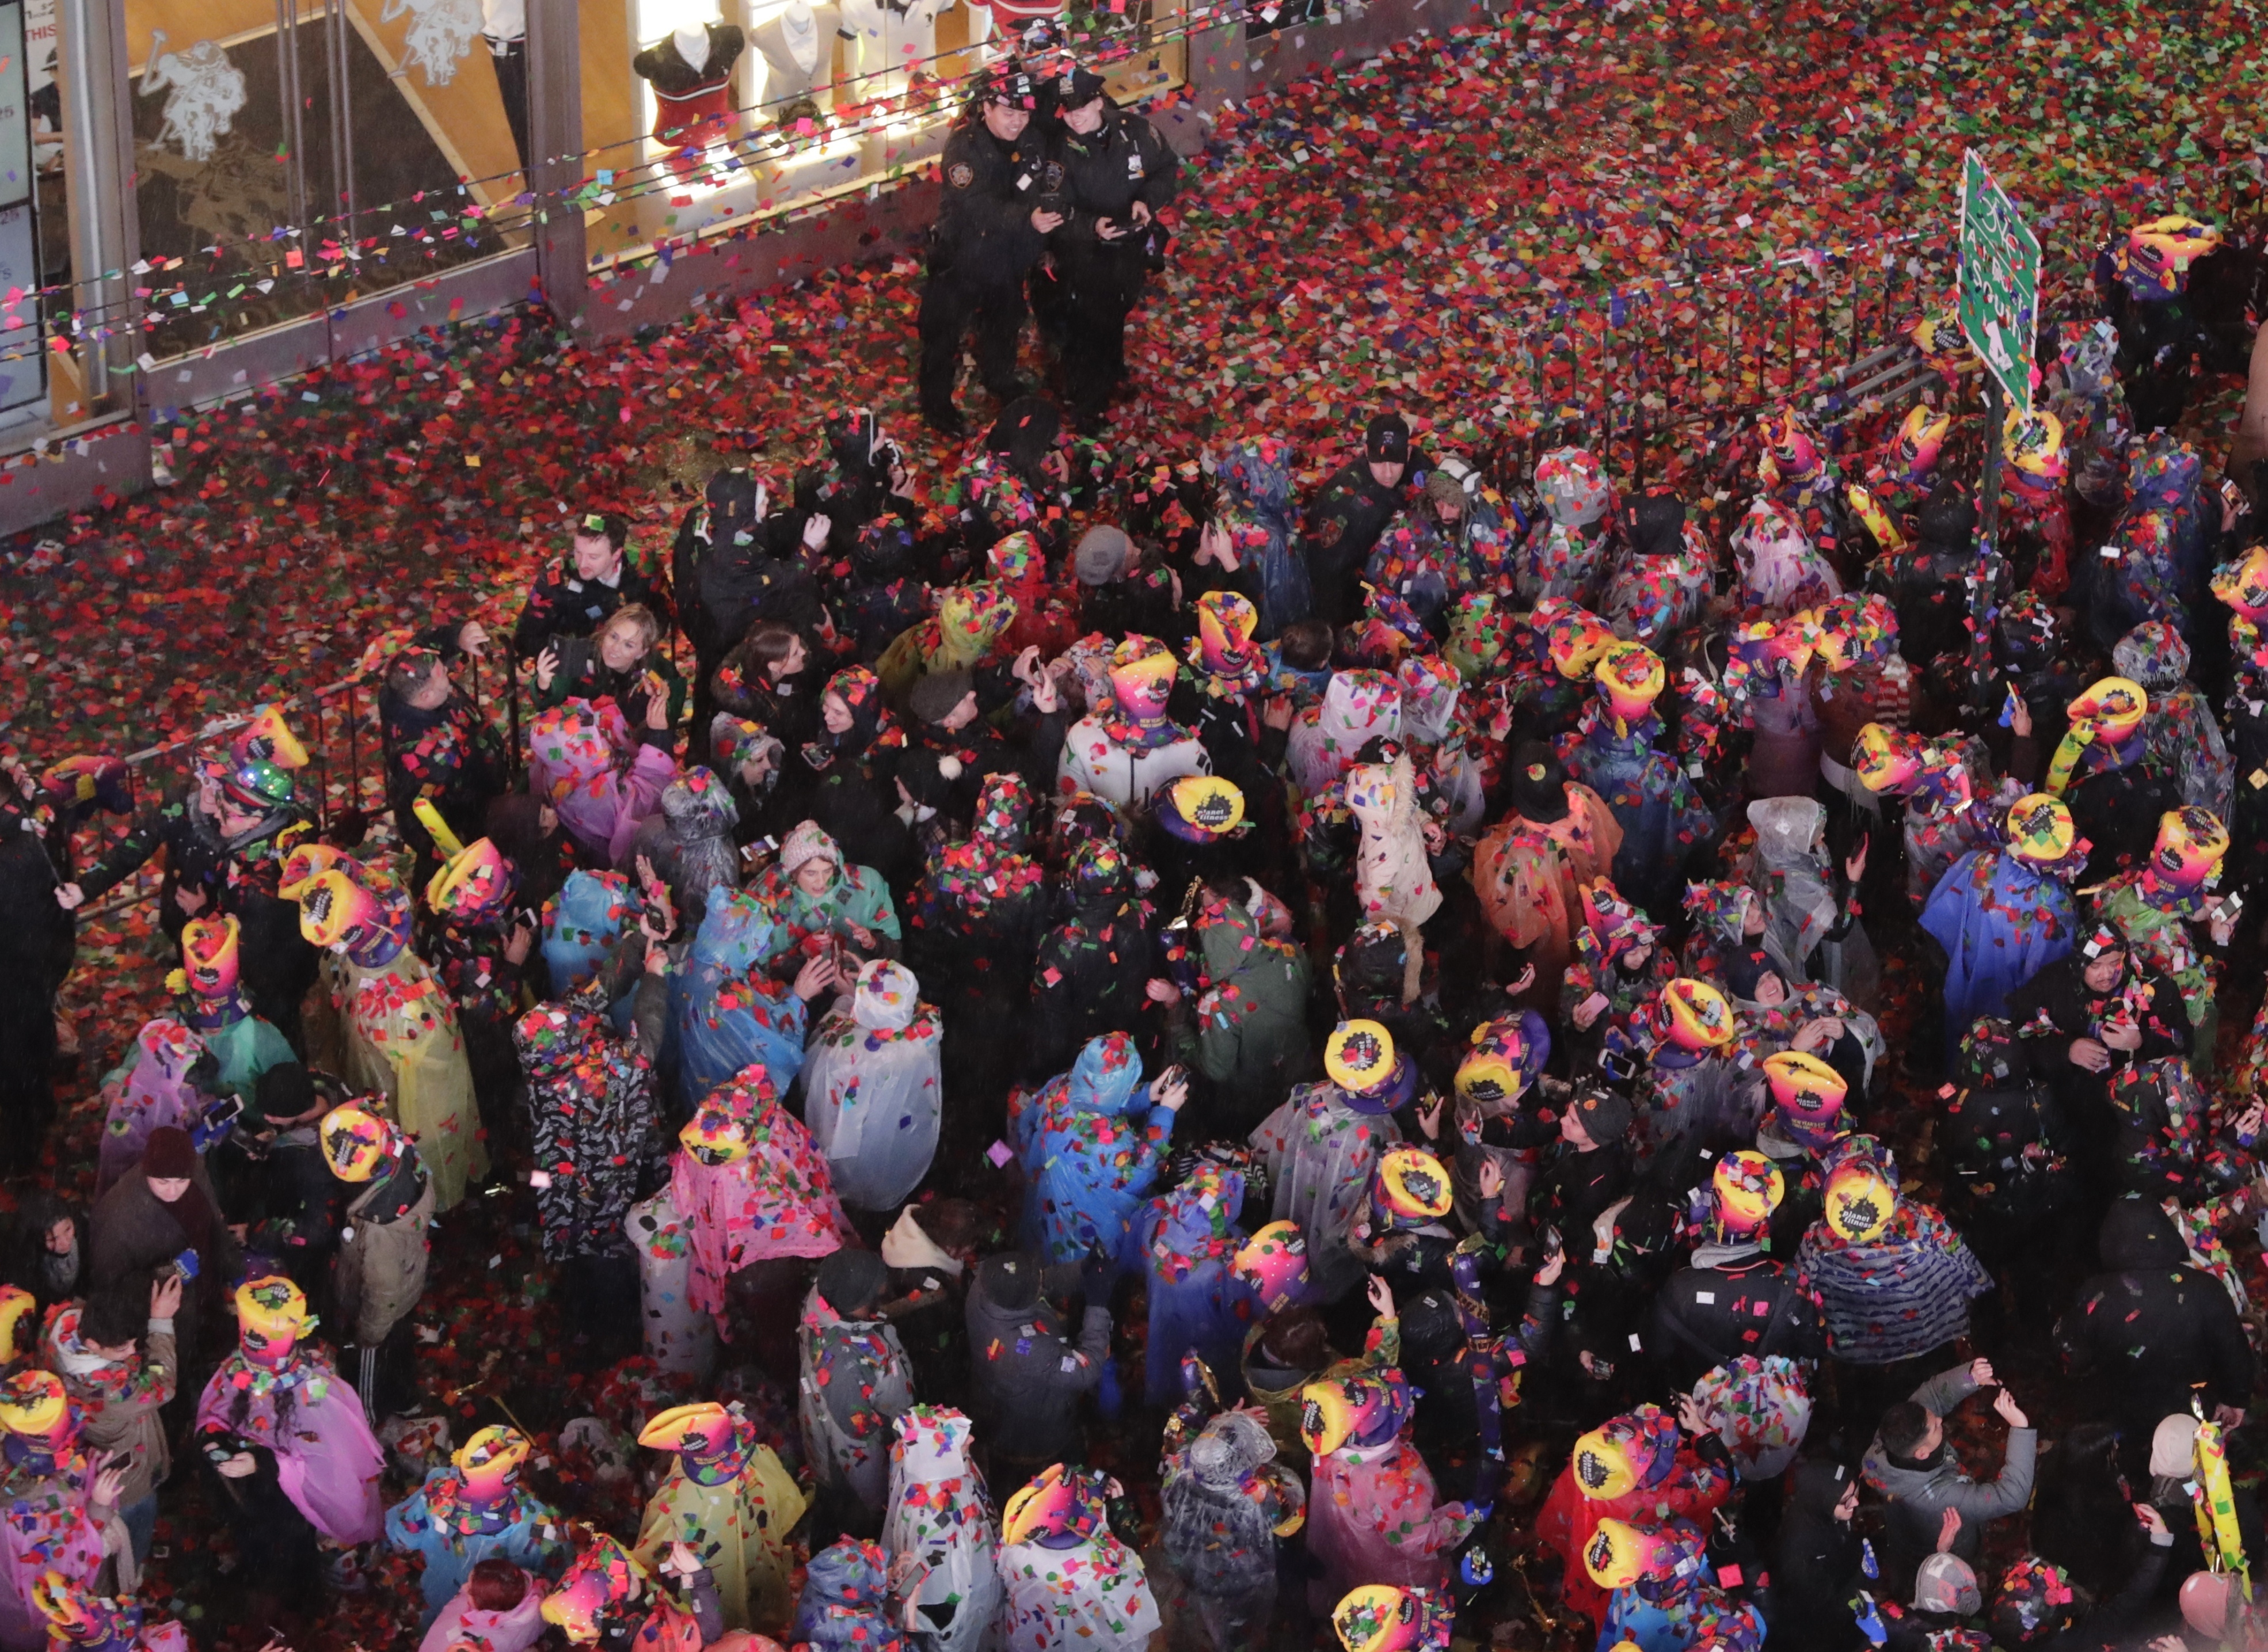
194, 1348, 386, 1545
96, 1017, 203, 1197
528, 698, 676, 867
1732, 498, 1840, 612
669, 1067, 850, 1328
1302, 1372, 1476, 1611
0, 1433, 107, 1652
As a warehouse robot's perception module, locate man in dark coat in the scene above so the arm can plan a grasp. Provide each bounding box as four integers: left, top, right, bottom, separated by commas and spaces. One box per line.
233, 1065, 354, 1301
2054, 1197, 2254, 1476
917, 64, 1058, 436
675, 466, 778, 737
1645, 1167, 1826, 1392
377, 622, 511, 886
512, 509, 674, 660
60, 754, 312, 1049
1074, 526, 1176, 640
1301, 414, 1422, 627
964, 1251, 1110, 1492
1026, 838, 1153, 1081
2003, 934, 2188, 1213
0, 766, 74, 1173
1865, 477, 1993, 672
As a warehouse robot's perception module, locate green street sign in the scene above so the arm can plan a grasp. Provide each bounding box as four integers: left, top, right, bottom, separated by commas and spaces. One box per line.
1958, 150, 2041, 414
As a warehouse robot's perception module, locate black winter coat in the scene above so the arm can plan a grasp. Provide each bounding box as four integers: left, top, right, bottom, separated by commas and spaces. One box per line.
1027, 894, 1154, 1080
0, 805, 70, 988
2065, 756, 2181, 885
1646, 1245, 1825, 1392
511, 556, 673, 660
2054, 1197, 2255, 1429
1302, 459, 1413, 627
1048, 107, 1181, 284
931, 120, 1052, 281
1765, 1459, 1867, 1652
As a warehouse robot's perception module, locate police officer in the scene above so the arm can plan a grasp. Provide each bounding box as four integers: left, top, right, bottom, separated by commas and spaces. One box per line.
1045, 65, 1181, 426
918, 62, 1060, 437
1302, 412, 1424, 626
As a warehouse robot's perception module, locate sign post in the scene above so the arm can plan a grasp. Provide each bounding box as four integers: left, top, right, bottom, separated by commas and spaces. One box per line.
1956, 150, 2039, 701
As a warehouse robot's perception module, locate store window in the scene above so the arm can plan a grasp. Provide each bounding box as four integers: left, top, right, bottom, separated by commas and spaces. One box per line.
580, 0, 1188, 270
0, 0, 54, 431
121, 0, 531, 361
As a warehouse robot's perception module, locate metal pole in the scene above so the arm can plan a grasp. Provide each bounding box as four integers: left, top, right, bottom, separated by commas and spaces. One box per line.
1979, 378, 2003, 549
310, 694, 329, 832
332, 0, 355, 227
1967, 377, 2004, 705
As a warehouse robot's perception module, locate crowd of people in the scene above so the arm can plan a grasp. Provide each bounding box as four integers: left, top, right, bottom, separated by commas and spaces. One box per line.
1, 59, 2267, 1652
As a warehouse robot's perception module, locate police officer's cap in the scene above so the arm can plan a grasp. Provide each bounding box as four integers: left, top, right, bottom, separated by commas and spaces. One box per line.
1057, 66, 1109, 107
982, 62, 1038, 108
1366, 414, 1410, 463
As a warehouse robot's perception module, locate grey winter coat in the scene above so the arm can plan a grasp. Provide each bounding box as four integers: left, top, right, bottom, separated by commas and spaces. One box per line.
1860, 1364, 2036, 1592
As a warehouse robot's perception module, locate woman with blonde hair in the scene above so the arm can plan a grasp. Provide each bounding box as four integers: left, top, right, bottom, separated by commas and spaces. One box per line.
534, 602, 686, 729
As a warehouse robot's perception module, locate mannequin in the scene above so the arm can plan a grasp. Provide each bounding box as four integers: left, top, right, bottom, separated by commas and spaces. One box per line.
748, 0, 843, 124
632, 18, 747, 165
482, 0, 530, 165
836, 0, 951, 102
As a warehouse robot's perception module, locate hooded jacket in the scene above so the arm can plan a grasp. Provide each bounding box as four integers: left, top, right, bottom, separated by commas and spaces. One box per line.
1167, 894, 1312, 1137
963, 1257, 1109, 1466
1767, 1459, 1867, 1651
1028, 854, 1154, 1080
2054, 1197, 2255, 1429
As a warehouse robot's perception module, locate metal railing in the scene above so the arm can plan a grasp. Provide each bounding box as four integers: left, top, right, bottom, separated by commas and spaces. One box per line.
74, 620, 541, 917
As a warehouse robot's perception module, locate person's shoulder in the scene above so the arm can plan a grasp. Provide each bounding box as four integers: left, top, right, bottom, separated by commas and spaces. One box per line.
939, 123, 991, 172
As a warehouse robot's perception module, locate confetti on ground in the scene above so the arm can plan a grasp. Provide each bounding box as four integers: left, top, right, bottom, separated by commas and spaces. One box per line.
6, 7, 2268, 1634
5, 0, 2262, 769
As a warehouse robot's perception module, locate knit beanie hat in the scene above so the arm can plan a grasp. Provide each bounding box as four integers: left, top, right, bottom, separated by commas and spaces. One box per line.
1075, 527, 1130, 587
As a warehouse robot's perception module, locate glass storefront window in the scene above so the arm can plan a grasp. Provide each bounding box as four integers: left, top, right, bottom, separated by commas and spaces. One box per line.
0, 0, 72, 431
121, 0, 530, 361
580, 0, 1187, 271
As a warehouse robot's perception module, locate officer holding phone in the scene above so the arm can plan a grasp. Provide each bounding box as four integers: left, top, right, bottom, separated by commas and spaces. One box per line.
1044, 64, 1181, 427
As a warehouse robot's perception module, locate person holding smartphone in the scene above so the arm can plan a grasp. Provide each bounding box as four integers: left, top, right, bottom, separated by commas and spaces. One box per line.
1043, 64, 1182, 428
1013, 1033, 1189, 1277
